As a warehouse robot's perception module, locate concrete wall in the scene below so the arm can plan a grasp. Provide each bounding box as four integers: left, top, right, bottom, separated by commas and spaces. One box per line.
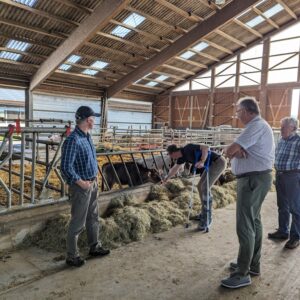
0, 184, 154, 251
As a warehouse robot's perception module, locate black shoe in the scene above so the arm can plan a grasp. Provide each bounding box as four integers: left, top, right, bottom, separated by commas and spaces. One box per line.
268, 230, 289, 240
89, 245, 110, 257
66, 256, 86, 267
284, 239, 300, 249
229, 262, 260, 276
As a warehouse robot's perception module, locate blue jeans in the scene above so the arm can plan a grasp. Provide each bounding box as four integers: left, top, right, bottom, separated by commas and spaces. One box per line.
276, 172, 300, 240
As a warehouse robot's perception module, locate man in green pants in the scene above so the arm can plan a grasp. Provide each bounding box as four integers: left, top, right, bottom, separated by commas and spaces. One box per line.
221, 97, 274, 289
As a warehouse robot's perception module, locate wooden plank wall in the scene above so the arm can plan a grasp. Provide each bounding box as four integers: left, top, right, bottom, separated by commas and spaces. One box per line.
153, 86, 294, 129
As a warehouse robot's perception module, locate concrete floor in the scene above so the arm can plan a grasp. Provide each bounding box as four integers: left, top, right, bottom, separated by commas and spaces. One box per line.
0, 192, 300, 300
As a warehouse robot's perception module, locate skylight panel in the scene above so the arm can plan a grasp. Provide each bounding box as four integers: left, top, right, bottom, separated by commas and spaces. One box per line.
6, 40, 31, 52
82, 69, 98, 76
146, 81, 158, 87
123, 13, 146, 28
180, 51, 195, 60
246, 16, 264, 28
67, 55, 81, 64
156, 75, 168, 81
0, 51, 21, 61
193, 42, 209, 52
59, 64, 71, 71
111, 26, 131, 38
13, 0, 38, 7
263, 4, 284, 18
91, 61, 108, 69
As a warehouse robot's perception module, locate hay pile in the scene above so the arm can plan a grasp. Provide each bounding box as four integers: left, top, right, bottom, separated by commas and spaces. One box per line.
23, 177, 238, 253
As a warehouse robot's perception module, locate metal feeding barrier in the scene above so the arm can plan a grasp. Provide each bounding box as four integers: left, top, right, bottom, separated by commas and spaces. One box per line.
0, 118, 234, 214
0, 118, 72, 212
0, 122, 172, 213
97, 149, 171, 192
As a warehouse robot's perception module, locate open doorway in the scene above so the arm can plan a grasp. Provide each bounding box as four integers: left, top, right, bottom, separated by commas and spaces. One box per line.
291, 89, 300, 118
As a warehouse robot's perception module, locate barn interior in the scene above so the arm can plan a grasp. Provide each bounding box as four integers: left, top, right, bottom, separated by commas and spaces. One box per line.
1, 0, 300, 299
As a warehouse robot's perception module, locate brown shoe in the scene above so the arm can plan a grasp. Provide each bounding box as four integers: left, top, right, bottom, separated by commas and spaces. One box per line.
284, 239, 300, 249
268, 230, 289, 240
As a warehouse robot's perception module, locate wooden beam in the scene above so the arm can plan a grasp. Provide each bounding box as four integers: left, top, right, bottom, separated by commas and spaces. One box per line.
0, 58, 39, 68
110, 19, 173, 44
276, 0, 297, 19
215, 29, 247, 47
161, 64, 195, 75
0, 47, 47, 60
142, 77, 175, 87
165, 14, 300, 95
202, 38, 233, 54
253, 7, 279, 29
154, 0, 204, 22
54, 0, 93, 15
97, 32, 160, 53
152, 70, 185, 81
233, 19, 263, 38
76, 50, 138, 70
0, 17, 68, 39
0, 32, 56, 51
107, 0, 259, 98
55, 70, 112, 85
85, 41, 147, 61
30, 0, 129, 91
124, 87, 160, 95
126, 6, 187, 34
174, 57, 207, 68
198, 0, 217, 10
63, 62, 125, 78
132, 83, 164, 91
189, 49, 220, 62
1, 0, 79, 27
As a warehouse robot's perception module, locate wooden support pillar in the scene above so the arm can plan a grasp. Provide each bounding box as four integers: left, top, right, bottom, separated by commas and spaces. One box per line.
100, 92, 108, 142
25, 88, 33, 127
208, 68, 216, 127
259, 38, 270, 119
233, 54, 241, 127
168, 94, 172, 128
297, 41, 300, 83
189, 80, 193, 129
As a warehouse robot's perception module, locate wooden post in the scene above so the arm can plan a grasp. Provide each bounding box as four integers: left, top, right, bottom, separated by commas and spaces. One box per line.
100, 92, 108, 142
189, 80, 193, 129
233, 54, 241, 127
25, 88, 33, 127
168, 93, 172, 128
260, 38, 270, 119
208, 68, 216, 127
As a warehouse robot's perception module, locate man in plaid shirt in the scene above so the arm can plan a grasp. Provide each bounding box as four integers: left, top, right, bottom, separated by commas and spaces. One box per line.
268, 117, 300, 249
61, 106, 110, 267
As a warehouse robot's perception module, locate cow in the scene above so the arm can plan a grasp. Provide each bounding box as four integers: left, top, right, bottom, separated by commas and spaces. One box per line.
136, 154, 174, 176
101, 161, 161, 191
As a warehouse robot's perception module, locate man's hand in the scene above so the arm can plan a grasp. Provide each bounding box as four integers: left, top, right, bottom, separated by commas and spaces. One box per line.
76, 179, 92, 190
194, 161, 204, 169
161, 175, 168, 185
234, 148, 248, 159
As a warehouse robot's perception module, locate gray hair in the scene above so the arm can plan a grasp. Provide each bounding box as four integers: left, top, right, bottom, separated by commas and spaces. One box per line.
237, 96, 260, 115
281, 117, 298, 131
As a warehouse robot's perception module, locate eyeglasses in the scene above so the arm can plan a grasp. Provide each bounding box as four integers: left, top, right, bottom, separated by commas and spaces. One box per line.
235, 108, 244, 113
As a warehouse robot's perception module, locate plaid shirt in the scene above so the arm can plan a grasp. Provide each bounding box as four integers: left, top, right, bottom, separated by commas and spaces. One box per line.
274, 133, 300, 171
61, 126, 98, 185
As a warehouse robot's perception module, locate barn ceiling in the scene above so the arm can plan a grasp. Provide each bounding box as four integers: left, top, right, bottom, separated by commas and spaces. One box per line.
0, 0, 299, 98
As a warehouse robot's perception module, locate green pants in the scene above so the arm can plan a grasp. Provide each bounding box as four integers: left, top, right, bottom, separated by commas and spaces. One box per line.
236, 172, 272, 275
